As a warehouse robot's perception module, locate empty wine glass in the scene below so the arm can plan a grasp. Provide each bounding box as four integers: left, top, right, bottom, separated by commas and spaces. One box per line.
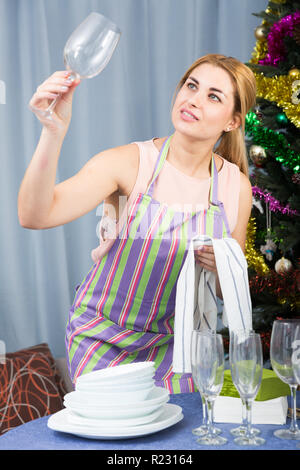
229, 329, 261, 438
29, 12, 121, 120
191, 330, 208, 436
191, 330, 221, 437
230, 330, 265, 446
271, 319, 300, 440
195, 331, 227, 446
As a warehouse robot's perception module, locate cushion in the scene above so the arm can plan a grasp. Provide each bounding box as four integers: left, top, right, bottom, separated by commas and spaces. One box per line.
0, 343, 66, 435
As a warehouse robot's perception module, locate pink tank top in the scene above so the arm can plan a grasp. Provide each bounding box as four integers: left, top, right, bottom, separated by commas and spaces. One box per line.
91, 138, 240, 263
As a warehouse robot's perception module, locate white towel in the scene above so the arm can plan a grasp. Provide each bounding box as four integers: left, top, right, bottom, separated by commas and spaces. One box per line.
173, 235, 252, 373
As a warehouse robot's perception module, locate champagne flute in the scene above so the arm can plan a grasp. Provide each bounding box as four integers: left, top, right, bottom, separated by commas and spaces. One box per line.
195, 331, 227, 446
271, 319, 300, 440
29, 12, 121, 120
191, 330, 221, 437
229, 329, 261, 437
231, 330, 265, 446
191, 330, 208, 436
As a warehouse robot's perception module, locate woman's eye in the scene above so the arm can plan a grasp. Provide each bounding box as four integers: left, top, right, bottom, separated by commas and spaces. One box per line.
186, 83, 221, 102
209, 93, 221, 102
187, 82, 197, 90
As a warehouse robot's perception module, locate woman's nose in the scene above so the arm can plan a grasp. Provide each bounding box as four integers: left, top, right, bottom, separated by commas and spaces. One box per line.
187, 91, 203, 108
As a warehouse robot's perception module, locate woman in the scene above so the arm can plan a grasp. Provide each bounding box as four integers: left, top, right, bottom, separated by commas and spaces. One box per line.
18, 54, 256, 393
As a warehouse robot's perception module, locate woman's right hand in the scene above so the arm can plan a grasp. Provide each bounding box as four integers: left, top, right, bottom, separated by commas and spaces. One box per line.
28, 71, 80, 135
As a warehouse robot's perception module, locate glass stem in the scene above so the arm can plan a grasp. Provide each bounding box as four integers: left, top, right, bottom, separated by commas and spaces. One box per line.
201, 395, 207, 425
241, 398, 247, 428
206, 398, 215, 436
289, 385, 299, 433
244, 399, 253, 439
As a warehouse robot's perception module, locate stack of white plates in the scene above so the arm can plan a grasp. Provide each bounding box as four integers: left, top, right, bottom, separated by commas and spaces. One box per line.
47, 362, 183, 440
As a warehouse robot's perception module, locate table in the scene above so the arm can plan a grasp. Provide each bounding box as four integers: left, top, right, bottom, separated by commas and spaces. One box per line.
0, 392, 299, 451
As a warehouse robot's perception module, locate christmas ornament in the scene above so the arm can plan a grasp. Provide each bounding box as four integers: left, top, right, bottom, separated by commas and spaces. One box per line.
258, 11, 300, 66
260, 239, 277, 261
245, 111, 300, 172
292, 173, 300, 185
255, 25, 268, 40
249, 145, 267, 166
252, 186, 299, 216
288, 67, 300, 79
253, 72, 300, 129
260, 202, 277, 261
245, 217, 270, 276
276, 112, 289, 125
275, 257, 293, 273
254, 105, 263, 122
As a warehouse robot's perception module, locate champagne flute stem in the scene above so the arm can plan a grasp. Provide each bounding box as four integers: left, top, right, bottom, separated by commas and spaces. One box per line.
289, 385, 299, 433
206, 398, 215, 436
46, 94, 62, 114
241, 399, 247, 427
202, 395, 207, 425
245, 399, 253, 439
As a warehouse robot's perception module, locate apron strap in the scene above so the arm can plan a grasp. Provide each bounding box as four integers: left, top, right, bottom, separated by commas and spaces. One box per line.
209, 155, 231, 237
209, 155, 218, 205
146, 136, 172, 197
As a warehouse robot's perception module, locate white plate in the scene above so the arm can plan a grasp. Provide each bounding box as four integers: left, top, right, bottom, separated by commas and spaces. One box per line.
64, 385, 154, 406
66, 406, 165, 427
75, 377, 154, 393
75, 362, 155, 386
48, 404, 183, 440
64, 386, 170, 419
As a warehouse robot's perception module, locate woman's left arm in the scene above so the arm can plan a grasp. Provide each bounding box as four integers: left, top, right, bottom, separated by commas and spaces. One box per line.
195, 172, 253, 297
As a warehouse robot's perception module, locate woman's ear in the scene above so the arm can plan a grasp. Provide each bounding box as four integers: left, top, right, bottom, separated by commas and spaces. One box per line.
231, 112, 242, 130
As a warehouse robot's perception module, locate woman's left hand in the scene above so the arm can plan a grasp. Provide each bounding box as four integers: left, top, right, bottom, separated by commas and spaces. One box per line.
195, 245, 217, 272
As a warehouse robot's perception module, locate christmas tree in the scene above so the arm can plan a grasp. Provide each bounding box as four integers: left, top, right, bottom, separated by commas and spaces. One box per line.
243, 0, 300, 359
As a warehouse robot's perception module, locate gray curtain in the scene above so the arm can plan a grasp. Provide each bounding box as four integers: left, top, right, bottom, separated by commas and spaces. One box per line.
0, 0, 267, 357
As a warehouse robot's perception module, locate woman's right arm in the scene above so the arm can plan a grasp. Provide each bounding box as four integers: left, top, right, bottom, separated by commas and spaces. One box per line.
18, 71, 138, 229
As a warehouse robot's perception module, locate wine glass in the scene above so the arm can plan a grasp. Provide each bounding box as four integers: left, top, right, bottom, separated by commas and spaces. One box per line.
271, 319, 300, 440
191, 330, 221, 437
191, 330, 208, 436
229, 329, 261, 437
230, 330, 265, 446
195, 331, 227, 446
29, 12, 121, 120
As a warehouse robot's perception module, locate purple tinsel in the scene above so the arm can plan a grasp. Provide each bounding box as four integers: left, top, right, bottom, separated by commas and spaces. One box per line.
259, 11, 300, 66
252, 186, 299, 216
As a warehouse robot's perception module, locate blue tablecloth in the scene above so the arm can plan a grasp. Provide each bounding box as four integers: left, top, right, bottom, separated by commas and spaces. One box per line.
0, 392, 299, 451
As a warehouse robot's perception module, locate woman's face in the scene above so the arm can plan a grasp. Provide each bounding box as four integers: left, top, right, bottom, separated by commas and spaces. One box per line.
172, 62, 239, 142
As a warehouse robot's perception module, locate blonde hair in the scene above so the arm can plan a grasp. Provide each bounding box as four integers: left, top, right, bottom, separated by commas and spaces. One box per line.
173, 54, 257, 176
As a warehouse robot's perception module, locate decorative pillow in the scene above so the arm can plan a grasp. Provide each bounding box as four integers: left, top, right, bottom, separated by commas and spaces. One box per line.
0, 343, 65, 435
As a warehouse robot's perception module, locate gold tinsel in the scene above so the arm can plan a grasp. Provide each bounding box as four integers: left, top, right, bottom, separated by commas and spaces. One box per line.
250, 20, 269, 64
254, 72, 300, 128
245, 217, 270, 276
250, 40, 269, 64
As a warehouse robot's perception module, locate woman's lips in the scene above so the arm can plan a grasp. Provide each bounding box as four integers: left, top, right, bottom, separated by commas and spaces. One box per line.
180, 109, 199, 122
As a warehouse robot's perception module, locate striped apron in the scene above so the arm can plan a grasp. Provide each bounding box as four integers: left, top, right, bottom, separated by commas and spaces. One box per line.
65, 135, 231, 393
